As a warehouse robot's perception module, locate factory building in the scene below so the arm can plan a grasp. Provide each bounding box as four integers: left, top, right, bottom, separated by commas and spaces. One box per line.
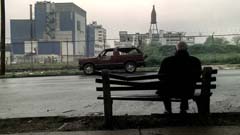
10, 1, 86, 63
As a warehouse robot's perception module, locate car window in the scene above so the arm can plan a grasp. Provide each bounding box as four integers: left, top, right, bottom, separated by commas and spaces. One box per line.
119, 51, 127, 55
128, 49, 140, 55
118, 48, 141, 55
104, 51, 113, 56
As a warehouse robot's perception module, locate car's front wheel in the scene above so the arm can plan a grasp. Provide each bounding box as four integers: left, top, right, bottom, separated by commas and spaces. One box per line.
83, 63, 95, 75
124, 61, 136, 73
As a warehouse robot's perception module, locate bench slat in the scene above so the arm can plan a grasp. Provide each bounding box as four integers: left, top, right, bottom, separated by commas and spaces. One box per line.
96, 69, 217, 81
212, 69, 218, 74
96, 86, 159, 91
96, 79, 162, 87
117, 74, 164, 81
96, 84, 216, 91
96, 71, 161, 80
96, 77, 216, 84
97, 95, 183, 102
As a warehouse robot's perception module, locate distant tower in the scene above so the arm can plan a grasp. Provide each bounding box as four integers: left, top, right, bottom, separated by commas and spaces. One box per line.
149, 5, 159, 41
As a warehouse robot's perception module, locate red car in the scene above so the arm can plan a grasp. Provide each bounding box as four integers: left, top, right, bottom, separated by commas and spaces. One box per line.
79, 47, 146, 75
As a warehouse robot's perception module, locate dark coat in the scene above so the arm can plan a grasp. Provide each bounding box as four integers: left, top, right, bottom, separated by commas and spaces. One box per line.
158, 50, 202, 98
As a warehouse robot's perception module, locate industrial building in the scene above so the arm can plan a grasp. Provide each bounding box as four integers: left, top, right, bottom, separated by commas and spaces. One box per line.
86, 21, 108, 56
114, 30, 195, 47
114, 5, 195, 47
114, 31, 149, 48
160, 31, 195, 46
10, 1, 86, 63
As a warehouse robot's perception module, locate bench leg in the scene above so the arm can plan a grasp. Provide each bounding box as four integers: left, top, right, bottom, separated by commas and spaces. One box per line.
195, 96, 210, 114
102, 70, 113, 128
104, 99, 113, 128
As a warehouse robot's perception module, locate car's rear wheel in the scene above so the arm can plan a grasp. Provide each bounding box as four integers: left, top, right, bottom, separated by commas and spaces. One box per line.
125, 61, 136, 73
83, 63, 95, 75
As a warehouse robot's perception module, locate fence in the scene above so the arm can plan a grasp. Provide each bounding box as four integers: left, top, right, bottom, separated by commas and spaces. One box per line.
1, 33, 240, 71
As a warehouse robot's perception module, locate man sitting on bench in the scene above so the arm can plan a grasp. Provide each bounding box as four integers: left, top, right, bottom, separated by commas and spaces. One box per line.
156, 41, 202, 114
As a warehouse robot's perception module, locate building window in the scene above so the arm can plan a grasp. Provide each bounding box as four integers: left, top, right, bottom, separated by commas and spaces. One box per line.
77, 21, 81, 31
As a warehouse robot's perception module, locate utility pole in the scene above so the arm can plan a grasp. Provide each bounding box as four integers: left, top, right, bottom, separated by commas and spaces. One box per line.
1, 0, 6, 75
137, 35, 143, 50
66, 39, 69, 67
103, 37, 106, 50
211, 32, 215, 46
30, 4, 34, 71
211, 32, 216, 62
60, 42, 63, 62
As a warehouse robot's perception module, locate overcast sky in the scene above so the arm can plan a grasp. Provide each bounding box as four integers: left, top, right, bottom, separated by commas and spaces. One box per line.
4, 0, 240, 43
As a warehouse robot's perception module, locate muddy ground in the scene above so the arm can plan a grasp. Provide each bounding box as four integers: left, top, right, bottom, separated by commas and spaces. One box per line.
1, 113, 240, 134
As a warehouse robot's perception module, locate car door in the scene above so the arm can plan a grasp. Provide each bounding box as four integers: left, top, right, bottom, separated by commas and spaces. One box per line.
97, 50, 114, 68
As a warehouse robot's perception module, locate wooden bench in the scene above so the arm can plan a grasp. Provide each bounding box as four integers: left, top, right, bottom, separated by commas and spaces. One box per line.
96, 67, 217, 127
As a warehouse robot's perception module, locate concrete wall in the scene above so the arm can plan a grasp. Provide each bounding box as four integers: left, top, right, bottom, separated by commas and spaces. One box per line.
11, 2, 87, 62
24, 41, 38, 54
59, 11, 74, 31
38, 42, 60, 55
74, 12, 86, 56
0, 52, 11, 65
94, 28, 106, 56
10, 20, 33, 54
86, 26, 95, 57
35, 2, 47, 39
86, 22, 106, 57
55, 3, 87, 56
61, 41, 74, 55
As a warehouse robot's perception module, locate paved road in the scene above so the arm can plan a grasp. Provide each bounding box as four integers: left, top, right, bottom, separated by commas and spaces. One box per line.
0, 70, 240, 118
0, 75, 100, 118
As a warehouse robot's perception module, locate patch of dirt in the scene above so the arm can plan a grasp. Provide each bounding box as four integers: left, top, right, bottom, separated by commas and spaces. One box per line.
1, 113, 240, 134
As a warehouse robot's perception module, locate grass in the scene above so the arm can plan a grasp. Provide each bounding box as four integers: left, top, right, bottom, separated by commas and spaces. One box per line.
6, 63, 78, 72
1, 64, 240, 79
0, 69, 82, 79
143, 45, 240, 66
194, 53, 240, 65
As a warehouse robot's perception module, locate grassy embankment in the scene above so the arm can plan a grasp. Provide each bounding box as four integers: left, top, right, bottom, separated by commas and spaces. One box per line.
0, 63, 81, 78
144, 44, 240, 67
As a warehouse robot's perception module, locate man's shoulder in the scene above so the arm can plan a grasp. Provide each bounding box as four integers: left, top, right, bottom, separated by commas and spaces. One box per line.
163, 56, 175, 61
161, 56, 175, 64
189, 56, 201, 62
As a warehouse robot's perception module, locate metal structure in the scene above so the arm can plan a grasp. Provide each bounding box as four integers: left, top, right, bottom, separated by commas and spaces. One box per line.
45, 3, 56, 39
149, 5, 159, 42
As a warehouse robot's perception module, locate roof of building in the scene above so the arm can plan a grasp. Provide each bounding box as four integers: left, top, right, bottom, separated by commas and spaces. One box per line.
55, 3, 86, 17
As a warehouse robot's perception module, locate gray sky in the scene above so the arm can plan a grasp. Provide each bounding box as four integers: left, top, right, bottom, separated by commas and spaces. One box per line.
5, 0, 240, 43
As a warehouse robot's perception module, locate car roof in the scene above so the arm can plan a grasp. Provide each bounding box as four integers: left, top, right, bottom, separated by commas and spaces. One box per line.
105, 47, 139, 52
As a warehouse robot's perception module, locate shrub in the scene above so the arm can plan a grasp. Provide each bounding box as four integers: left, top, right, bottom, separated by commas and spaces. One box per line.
143, 44, 240, 66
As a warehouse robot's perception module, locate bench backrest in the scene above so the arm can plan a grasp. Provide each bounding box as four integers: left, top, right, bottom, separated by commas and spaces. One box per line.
96, 67, 217, 96
95, 67, 217, 127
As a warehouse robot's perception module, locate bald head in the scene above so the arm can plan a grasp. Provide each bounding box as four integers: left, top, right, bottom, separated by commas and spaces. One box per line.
176, 41, 188, 51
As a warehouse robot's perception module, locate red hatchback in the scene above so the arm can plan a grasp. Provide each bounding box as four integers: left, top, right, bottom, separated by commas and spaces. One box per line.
79, 47, 145, 75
